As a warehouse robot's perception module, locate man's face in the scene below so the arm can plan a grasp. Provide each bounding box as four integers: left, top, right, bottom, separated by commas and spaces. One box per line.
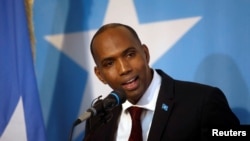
92, 27, 152, 104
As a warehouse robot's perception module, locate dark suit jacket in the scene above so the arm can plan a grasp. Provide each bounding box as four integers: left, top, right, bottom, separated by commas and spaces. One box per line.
83, 69, 240, 141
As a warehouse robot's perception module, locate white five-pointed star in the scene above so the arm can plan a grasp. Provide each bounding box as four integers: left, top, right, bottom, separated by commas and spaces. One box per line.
45, 0, 201, 138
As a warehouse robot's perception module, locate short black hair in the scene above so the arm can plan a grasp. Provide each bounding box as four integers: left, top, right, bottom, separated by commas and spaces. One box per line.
90, 23, 142, 57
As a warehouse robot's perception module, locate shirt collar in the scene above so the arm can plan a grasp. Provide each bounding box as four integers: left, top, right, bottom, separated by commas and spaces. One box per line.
123, 69, 162, 111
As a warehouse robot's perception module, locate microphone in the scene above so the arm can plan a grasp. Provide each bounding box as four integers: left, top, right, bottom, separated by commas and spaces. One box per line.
73, 90, 126, 126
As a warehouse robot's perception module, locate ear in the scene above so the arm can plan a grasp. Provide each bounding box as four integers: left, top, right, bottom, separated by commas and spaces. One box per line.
142, 44, 150, 64
94, 66, 107, 84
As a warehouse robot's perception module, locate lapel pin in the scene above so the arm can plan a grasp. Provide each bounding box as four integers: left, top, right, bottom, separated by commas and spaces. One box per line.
161, 103, 168, 111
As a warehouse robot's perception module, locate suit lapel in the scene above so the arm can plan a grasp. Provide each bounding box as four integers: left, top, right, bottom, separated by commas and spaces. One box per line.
148, 69, 175, 141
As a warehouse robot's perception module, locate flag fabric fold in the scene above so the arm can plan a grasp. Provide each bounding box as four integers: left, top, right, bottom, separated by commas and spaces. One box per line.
0, 0, 47, 140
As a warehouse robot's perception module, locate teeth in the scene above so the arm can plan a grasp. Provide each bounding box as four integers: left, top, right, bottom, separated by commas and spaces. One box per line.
126, 78, 135, 84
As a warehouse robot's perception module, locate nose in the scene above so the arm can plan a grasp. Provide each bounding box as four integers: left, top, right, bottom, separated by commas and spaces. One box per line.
117, 58, 132, 76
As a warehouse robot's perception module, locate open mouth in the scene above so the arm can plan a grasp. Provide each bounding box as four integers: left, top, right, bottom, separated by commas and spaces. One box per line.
122, 76, 139, 91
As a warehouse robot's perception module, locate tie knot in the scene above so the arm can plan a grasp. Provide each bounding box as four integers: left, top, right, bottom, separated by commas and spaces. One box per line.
128, 106, 143, 120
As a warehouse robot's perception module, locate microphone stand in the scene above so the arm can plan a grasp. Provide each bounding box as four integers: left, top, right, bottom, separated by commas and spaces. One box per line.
68, 97, 102, 141
68, 110, 115, 141
68, 111, 92, 141
68, 91, 125, 141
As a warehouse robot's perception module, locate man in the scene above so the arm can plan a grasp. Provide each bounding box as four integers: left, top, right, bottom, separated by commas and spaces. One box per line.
83, 23, 240, 141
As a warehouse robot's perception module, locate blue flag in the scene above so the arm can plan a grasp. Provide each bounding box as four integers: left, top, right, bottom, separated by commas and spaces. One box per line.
0, 0, 47, 140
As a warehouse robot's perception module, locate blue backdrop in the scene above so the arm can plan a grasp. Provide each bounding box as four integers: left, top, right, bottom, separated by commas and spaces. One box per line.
33, 0, 250, 141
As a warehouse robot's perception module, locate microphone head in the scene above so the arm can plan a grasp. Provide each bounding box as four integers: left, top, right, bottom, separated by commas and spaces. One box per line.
92, 90, 127, 113
110, 90, 127, 105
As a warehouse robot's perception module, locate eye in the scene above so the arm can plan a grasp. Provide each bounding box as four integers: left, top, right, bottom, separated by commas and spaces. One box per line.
103, 60, 114, 67
127, 51, 136, 58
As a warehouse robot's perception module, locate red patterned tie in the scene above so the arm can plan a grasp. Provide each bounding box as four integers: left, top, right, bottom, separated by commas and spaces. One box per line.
128, 107, 143, 141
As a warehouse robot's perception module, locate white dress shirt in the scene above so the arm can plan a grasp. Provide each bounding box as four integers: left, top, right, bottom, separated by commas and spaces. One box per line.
116, 70, 162, 141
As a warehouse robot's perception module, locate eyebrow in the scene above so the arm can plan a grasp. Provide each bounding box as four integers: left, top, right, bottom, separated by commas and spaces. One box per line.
100, 46, 136, 65
122, 46, 136, 56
